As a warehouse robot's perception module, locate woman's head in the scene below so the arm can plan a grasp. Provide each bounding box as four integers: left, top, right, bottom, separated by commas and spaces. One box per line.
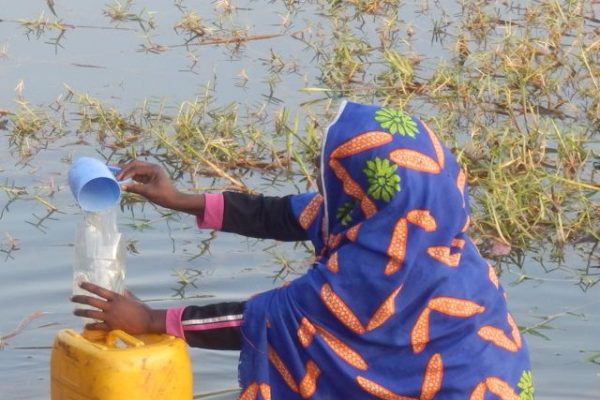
319, 101, 469, 242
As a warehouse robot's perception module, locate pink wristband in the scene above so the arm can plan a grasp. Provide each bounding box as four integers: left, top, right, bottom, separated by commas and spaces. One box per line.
165, 307, 186, 338
196, 193, 224, 230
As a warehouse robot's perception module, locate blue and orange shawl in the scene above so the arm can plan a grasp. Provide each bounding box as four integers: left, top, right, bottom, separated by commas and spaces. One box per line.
239, 102, 533, 399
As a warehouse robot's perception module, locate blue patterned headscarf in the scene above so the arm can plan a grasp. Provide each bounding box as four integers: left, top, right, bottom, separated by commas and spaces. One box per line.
239, 101, 532, 399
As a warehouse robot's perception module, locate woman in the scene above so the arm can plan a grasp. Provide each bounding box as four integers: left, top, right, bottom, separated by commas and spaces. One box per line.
73, 101, 533, 399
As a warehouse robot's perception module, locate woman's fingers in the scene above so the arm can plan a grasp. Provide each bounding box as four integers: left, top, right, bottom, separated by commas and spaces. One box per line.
78, 282, 117, 301
118, 160, 157, 183
122, 180, 155, 199
71, 294, 109, 310
73, 308, 105, 321
115, 161, 136, 181
85, 322, 110, 331
118, 161, 161, 196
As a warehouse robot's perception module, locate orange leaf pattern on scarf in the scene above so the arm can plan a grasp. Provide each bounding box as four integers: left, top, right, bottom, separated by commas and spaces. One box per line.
268, 346, 299, 393
298, 194, 323, 230
385, 218, 408, 275
406, 209, 437, 232
389, 149, 441, 174
411, 297, 484, 353
367, 286, 402, 331
320, 283, 366, 335
299, 360, 321, 399
356, 353, 443, 400
331, 131, 393, 159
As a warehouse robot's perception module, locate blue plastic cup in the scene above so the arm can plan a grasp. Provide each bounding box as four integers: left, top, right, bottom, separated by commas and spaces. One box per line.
68, 157, 128, 212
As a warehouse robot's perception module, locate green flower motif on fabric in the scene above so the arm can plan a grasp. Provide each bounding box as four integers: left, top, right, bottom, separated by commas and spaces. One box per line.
336, 202, 355, 226
364, 157, 400, 202
518, 370, 534, 400
374, 108, 418, 137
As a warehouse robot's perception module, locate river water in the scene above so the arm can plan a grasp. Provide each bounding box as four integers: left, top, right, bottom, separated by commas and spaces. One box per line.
0, 1, 598, 399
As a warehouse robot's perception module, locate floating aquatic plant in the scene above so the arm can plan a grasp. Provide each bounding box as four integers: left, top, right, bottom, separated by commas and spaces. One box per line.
0, 0, 597, 288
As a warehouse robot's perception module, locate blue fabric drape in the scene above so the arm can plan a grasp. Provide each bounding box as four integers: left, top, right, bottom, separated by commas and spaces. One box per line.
239, 102, 532, 400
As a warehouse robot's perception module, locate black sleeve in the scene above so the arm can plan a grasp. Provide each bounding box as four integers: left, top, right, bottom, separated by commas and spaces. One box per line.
180, 302, 245, 350
221, 191, 308, 241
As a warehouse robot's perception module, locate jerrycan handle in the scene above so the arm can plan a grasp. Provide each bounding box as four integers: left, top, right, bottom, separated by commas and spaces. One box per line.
106, 330, 145, 348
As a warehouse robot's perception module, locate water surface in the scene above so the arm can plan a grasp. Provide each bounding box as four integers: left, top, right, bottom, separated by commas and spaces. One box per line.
0, 1, 598, 398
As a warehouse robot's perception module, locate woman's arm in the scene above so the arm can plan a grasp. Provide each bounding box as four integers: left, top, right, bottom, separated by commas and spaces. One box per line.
117, 160, 205, 216
165, 302, 244, 350
117, 161, 309, 241
72, 282, 243, 350
219, 192, 308, 241
71, 282, 166, 334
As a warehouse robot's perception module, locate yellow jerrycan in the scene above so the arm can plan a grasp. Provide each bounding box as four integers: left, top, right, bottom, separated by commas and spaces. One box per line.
50, 329, 193, 400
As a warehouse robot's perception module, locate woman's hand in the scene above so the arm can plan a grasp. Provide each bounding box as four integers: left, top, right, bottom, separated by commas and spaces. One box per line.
71, 282, 166, 334
116, 160, 205, 215
116, 160, 180, 209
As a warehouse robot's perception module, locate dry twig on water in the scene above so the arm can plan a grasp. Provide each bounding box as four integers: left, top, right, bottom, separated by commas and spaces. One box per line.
0, 311, 45, 349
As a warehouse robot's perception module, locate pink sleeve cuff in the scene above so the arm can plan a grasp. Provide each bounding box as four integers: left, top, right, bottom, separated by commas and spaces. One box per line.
165, 307, 186, 339
196, 193, 224, 230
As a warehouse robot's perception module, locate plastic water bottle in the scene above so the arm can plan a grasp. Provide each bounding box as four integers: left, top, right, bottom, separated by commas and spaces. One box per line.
73, 207, 125, 317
